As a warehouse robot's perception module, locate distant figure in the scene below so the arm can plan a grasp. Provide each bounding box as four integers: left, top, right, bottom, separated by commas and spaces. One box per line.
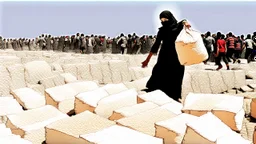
141, 10, 191, 102
214, 33, 229, 70
94, 35, 101, 54
46, 35, 52, 51
74, 33, 81, 53
38, 36, 45, 50
58, 36, 65, 52
12, 39, 18, 50
102, 36, 107, 53
244, 34, 256, 62
234, 36, 243, 60
86, 35, 95, 54
80, 34, 86, 53
53, 37, 58, 51
28, 39, 32, 51
111, 38, 118, 54
32, 39, 37, 51
2, 39, 6, 49
117, 33, 127, 54
226, 32, 236, 63
127, 34, 133, 54
7, 39, 13, 49
70, 35, 75, 51
144, 35, 153, 54
204, 31, 215, 64
134, 35, 141, 54
64, 36, 71, 52
106, 37, 112, 53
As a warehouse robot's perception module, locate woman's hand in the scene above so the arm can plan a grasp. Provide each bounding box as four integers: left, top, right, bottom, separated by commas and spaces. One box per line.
142, 59, 149, 68
184, 22, 191, 28
142, 52, 153, 68
183, 20, 191, 28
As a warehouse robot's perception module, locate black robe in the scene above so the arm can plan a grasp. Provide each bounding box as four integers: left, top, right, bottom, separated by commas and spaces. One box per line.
146, 21, 184, 101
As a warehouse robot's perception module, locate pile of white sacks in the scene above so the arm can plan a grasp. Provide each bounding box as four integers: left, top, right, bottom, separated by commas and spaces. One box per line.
0, 50, 256, 144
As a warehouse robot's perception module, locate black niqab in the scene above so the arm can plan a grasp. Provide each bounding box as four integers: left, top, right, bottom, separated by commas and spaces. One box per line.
159, 10, 178, 27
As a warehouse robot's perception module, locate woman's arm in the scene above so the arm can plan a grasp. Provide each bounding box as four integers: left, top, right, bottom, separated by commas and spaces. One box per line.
178, 19, 187, 29
142, 30, 162, 68
174, 19, 190, 36
150, 30, 162, 54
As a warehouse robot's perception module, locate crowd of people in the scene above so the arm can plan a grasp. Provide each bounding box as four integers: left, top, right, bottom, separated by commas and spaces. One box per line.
0, 33, 157, 55
0, 31, 255, 60
202, 31, 256, 70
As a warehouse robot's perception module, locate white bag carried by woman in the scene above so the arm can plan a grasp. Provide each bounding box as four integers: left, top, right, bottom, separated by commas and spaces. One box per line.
175, 26, 208, 66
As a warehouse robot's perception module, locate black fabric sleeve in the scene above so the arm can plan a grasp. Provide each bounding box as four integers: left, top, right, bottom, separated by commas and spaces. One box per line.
150, 30, 162, 54
175, 20, 186, 35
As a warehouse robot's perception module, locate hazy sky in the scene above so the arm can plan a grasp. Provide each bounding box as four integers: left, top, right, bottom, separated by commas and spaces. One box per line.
0, 3, 2, 36
0, 1, 256, 38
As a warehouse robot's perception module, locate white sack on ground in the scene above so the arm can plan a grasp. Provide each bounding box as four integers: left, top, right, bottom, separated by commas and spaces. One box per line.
7, 64, 26, 90
80, 125, 163, 144
182, 93, 245, 131
182, 93, 245, 132
76, 63, 93, 81
89, 61, 104, 84
182, 112, 251, 144
0, 65, 11, 96
24, 61, 53, 85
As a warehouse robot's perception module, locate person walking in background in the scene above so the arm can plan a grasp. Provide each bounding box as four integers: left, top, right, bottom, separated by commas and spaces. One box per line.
117, 33, 127, 54
214, 33, 229, 70
226, 32, 236, 63
244, 34, 255, 62
234, 36, 243, 63
203, 31, 215, 64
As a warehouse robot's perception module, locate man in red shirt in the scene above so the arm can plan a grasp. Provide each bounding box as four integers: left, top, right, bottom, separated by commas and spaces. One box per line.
215, 33, 229, 70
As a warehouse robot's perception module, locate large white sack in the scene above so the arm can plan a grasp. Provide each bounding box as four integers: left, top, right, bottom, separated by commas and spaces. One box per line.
0, 66, 11, 96
7, 64, 26, 91
76, 63, 93, 81
80, 125, 163, 144
0, 56, 21, 67
181, 72, 193, 99
175, 27, 208, 66
89, 61, 103, 84
24, 61, 53, 84
60, 73, 77, 83
129, 67, 152, 80
94, 88, 138, 118
100, 60, 112, 84
11, 88, 46, 109
21, 57, 44, 64
62, 64, 78, 78
183, 112, 251, 144
108, 60, 123, 83
0, 135, 33, 144
0, 97, 23, 124
51, 63, 63, 73
183, 93, 245, 132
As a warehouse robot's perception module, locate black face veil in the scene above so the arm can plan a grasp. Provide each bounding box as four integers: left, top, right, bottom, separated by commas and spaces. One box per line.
159, 10, 178, 27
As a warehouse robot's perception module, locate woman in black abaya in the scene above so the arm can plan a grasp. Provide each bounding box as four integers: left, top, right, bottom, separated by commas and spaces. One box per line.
142, 10, 191, 102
